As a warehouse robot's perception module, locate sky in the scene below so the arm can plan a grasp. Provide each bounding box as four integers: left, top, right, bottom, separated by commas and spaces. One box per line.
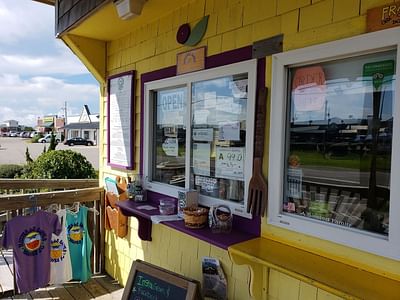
0, 0, 99, 127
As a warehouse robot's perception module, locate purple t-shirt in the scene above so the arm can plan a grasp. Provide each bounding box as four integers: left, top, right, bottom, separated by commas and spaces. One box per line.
1, 210, 61, 293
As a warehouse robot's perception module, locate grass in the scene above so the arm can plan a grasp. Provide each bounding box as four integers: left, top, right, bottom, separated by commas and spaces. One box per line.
291, 150, 391, 171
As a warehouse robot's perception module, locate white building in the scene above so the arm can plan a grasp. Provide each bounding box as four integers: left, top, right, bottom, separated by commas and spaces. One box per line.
64, 105, 99, 145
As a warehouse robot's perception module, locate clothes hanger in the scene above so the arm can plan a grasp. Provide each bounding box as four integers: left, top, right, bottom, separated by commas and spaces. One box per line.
80, 204, 100, 216
46, 203, 60, 213
87, 207, 100, 215
65, 201, 80, 213
25, 194, 38, 215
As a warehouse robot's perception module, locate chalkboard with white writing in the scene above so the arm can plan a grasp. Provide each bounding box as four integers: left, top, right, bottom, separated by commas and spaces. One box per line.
122, 260, 199, 300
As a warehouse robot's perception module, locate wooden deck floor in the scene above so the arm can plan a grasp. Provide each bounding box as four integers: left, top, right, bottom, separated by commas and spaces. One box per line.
1, 250, 123, 300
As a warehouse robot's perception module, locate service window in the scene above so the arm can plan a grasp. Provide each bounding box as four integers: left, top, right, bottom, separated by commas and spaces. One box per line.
144, 60, 257, 217
269, 28, 400, 259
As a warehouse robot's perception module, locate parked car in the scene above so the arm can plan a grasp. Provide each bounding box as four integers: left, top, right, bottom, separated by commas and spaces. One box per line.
64, 137, 94, 146
30, 131, 40, 138
38, 134, 61, 143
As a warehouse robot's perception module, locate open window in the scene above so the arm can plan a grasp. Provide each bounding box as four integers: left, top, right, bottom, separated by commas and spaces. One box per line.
269, 28, 400, 259
144, 60, 257, 218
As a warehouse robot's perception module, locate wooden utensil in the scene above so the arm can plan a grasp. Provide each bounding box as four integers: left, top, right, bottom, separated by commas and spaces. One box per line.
247, 87, 268, 216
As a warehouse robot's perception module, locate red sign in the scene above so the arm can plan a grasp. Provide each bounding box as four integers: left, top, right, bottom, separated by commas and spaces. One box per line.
292, 66, 326, 112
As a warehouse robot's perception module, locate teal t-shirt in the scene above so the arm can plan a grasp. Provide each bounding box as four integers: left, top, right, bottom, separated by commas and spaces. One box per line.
66, 206, 92, 282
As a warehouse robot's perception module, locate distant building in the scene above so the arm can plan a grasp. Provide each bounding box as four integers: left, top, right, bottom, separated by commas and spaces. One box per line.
64, 105, 99, 145
0, 120, 19, 132
36, 115, 64, 135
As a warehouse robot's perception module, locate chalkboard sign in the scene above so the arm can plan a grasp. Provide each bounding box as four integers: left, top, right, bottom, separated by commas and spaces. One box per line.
122, 260, 200, 300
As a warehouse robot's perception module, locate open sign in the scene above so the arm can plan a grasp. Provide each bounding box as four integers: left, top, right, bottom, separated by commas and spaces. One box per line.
159, 89, 185, 112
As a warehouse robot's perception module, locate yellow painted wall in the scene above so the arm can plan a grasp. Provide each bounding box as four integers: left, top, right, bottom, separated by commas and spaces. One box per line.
87, 0, 400, 299
105, 218, 252, 299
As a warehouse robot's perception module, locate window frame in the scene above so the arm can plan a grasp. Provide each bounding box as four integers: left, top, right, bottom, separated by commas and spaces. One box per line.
268, 27, 400, 259
144, 59, 257, 218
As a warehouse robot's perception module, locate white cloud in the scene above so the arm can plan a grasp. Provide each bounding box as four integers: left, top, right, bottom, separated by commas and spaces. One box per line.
0, 75, 99, 126
0, 40, 89, 75
0, 1, 52, 44
0, 1, 99, 127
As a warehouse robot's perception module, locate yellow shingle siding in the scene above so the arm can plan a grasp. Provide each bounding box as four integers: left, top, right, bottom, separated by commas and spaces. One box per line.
333, 0, 360, 22
299, 0, 334, 31
100, 0, 399, 299
277, 0, 311, 14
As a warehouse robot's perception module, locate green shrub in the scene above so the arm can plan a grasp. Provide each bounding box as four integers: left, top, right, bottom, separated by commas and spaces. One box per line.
0, 164, 24, 178
31, 134, 43, 143
21, 150, 96, 179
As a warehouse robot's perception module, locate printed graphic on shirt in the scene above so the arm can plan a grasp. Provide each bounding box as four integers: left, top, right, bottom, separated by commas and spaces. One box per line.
50, 239, 67, 262
18, 227, 47, 256
67, 223, 84, 244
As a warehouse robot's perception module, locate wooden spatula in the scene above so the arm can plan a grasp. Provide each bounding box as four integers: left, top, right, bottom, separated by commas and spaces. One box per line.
247, 87, 268, 216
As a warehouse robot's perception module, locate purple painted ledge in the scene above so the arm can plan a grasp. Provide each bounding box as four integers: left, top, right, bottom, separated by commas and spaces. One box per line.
117, 192, 259, 249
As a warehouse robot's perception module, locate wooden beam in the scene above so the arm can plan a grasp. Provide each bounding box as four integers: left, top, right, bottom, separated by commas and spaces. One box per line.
32, 0, 55, 6
0, 179, 99, 190
0, 187, 104, 211
62, 34, 107, 83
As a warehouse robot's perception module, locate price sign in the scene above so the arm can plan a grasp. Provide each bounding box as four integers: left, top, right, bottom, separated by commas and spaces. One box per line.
215, 147, 245, 181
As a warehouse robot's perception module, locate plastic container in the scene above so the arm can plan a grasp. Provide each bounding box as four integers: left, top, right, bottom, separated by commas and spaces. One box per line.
158, 198, 176, 215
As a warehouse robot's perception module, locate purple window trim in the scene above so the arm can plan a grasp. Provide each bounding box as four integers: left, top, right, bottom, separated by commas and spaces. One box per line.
140, 45, 264, 237
107, 70, 135, 170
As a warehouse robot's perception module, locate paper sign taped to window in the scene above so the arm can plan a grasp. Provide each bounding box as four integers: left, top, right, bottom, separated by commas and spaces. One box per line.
215, 147, 244, 181
203, 92, 217, 108
292, 66, 326, 112
193, 110, 210, 125
193, 143, 211, 176
229, 79, 248, 98
287, 167, 303, 199
193, 128, 213, 141
162, 138, 178, 157
218, 121, 240, 141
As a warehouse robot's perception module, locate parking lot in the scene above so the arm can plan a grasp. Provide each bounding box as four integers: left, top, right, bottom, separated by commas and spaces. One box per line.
0, 137, 99, 170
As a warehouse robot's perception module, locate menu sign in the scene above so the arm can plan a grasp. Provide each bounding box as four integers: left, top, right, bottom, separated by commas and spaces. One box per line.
122, 260, 199, 300
107, 71, 135, 169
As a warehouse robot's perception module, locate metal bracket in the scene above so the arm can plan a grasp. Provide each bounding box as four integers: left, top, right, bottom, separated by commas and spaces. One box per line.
252, 34, 283, 58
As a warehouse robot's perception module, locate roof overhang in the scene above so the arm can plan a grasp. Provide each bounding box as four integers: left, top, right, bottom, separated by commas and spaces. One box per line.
32, 0, 55, 6
66, 0, 191, 41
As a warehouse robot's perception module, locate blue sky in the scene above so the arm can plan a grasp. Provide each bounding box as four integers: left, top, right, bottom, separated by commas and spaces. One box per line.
0, 1, 99, 127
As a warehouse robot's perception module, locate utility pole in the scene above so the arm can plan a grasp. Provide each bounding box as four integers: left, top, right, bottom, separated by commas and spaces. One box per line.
64, 101, 68, 125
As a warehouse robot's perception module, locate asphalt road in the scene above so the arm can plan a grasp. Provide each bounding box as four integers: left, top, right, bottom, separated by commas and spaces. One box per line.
0, 137, 99, 170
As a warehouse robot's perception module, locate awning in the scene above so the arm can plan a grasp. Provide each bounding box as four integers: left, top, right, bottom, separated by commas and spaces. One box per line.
42, 122, 54, 128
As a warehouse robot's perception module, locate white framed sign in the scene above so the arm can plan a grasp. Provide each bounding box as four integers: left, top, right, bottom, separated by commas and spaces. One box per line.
215, 147, 245, 181
107, 71, 135, 170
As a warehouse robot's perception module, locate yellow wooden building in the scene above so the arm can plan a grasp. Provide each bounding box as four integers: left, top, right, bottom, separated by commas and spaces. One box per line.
36, 0, 400, 299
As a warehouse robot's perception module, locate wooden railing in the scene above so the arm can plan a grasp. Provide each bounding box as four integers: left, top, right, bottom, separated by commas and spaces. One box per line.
0, 179, 105, 296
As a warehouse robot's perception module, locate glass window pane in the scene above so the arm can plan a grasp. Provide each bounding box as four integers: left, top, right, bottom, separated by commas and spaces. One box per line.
284, 50, 396, 236
191, 74, 248, 204
152, 87, 186, 187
